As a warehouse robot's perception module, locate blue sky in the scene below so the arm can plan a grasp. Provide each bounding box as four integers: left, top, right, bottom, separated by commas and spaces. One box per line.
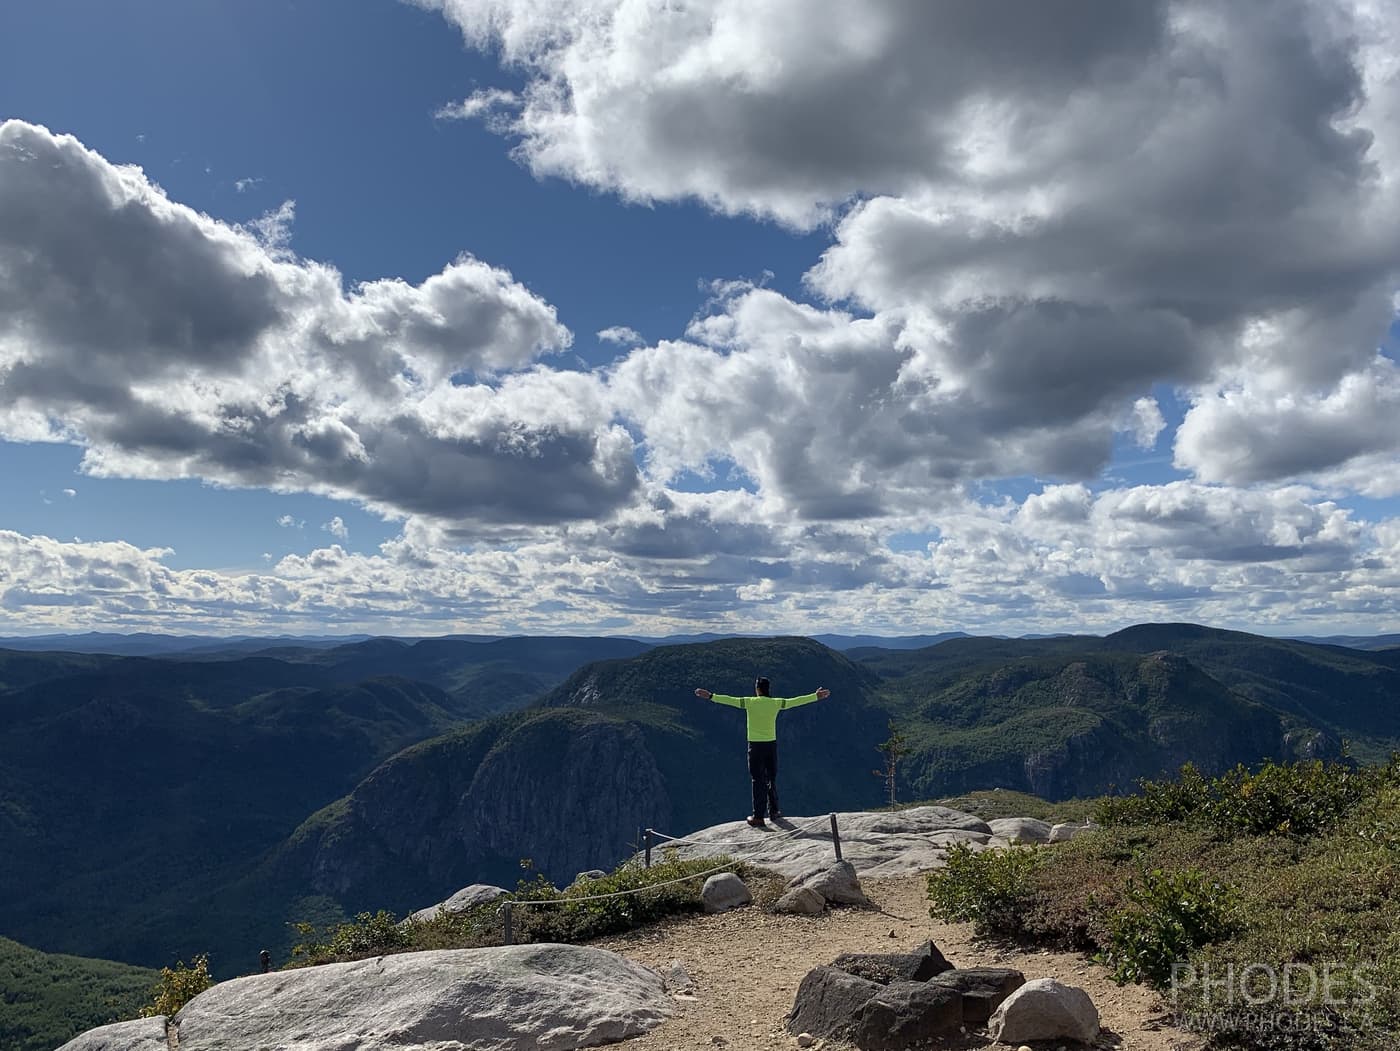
1, 0, 1398, 637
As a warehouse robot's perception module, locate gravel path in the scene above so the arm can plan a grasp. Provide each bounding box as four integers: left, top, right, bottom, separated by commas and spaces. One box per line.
595, 874, 1205, 1051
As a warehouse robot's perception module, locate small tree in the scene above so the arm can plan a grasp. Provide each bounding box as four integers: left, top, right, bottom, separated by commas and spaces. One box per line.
140, 954, 213, 1017
873, 721, 908, 808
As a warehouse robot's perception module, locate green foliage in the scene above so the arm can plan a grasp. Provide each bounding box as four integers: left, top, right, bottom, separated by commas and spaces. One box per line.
1097, 866, 1241, 988
0, 935, 156, 1051
926, 843, 1041, 935
288, 854, 747, 967
289, 911, 409, 966
1095, 757, 1398, 837
970, 758, 1400, 1050
140, 954, 213, 1018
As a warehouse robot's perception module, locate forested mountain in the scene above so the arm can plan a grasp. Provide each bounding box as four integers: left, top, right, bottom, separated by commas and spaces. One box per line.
0, 936, 155, 1051
4, 624, 1398, 989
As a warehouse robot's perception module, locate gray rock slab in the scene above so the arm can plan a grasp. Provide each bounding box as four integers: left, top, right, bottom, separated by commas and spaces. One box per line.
831, 940, 954, 984
987, 817, 1053, 844
405, 883, 509, 924
54, 1016, 169, 1051
786, 966, 883, 1040
851, 981, 963, 1051
1048, 822, 1087, 843
788, 860, 872, 907
989, 976, 1101, 1044
700, 872, 752, 913
929, 967, 1025, 1023
172, 944, 671, 1051
643, 806, 993, 877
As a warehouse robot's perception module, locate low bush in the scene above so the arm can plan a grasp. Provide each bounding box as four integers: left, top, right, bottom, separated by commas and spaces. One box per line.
926, 843, 1040, 935
1095, 757, 1398, 837
1097, 866, 1241, 988
140, 954, 213, 1018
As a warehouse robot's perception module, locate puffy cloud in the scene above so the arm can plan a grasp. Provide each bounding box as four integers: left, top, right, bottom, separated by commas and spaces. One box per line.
323, 516, 349, 540
610, 284, 1165, 515
423, 0, 1169, 227
0, 120, 638, 528
436, 0, 1400, 496
597, 325, 643, 346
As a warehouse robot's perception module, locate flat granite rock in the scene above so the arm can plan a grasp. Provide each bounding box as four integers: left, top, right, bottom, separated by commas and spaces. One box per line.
54, 1016, 169, 1051
643, 806, 994, 877
172, 944, 671, 1051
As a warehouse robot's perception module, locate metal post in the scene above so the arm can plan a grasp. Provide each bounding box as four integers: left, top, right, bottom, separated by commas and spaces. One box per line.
644, 827, 653, 869
500, 902, 513, 946
830, 813, 843, 862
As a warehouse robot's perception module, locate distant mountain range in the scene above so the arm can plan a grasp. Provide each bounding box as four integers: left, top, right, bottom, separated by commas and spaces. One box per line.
3, 623, 1398, 990
5, 626, 1396, 657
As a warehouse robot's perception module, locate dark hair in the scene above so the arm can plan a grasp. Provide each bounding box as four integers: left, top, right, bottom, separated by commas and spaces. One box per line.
755, 677, 771, 696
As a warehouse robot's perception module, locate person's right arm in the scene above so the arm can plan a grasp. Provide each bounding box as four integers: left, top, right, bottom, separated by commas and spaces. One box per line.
695, 688, 744, 708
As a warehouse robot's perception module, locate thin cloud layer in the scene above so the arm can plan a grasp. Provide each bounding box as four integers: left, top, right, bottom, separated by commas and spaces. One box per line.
0, 120, 637, 527
2, 477, 1395, 633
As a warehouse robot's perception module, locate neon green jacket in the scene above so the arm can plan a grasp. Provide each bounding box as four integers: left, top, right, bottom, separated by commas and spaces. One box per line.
710, 692, 821, 742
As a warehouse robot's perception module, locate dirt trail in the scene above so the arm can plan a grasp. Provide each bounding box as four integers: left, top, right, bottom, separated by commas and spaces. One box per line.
596, 874, 1204, 1051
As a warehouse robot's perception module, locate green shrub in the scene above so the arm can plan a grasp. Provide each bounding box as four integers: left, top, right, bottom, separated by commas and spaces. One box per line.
926, 843, 1040, 936
140, 954, 213, 1017
289, 911, 408, 965
1095, 757, 1397, 838
1097, 866, 1241, 988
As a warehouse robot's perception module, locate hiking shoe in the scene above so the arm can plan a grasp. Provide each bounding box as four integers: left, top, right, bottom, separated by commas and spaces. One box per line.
746, 816, 767, 828
769, 811, 783, 820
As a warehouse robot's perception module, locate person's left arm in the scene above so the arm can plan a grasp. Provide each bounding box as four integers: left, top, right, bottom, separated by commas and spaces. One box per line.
778, 687, 831, 709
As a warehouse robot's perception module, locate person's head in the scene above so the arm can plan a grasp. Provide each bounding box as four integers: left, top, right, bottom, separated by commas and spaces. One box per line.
755, 676, 771, 696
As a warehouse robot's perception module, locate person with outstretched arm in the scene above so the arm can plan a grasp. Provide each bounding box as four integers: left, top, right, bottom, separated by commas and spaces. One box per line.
693, 677, 831, 828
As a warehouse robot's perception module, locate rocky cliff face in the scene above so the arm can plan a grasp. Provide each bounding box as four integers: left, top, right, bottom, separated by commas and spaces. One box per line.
281, 711, 671, 912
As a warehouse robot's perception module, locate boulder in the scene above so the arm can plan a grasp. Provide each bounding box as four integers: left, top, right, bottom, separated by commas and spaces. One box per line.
572, 869, 608, 885
701, 872, 752, 913
786, 966, 884, 1041
774, 886, 826, 915
928, 967, 1025, 1023
55, 1016, 169, 1051
989, 977, 1100, 1045
850, 981, 963, 1050
405, 883, 510, 924
788, 861, 871, 907
986, 817, 1053, 845
831, 941, 954, 984
1048, 822, 1087, 843
171, 944, 671, 1051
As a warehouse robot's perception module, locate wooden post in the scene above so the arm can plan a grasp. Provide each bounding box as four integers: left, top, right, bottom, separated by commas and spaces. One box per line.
500, 902, 513, 946
644, 827, 653, 869
830, 813, 842, 862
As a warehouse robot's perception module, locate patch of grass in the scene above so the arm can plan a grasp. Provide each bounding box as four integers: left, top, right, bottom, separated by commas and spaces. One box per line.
288, 853, 766, 967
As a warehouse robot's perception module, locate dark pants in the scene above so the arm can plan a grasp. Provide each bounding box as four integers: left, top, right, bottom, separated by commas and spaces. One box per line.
747, 740, 780, 819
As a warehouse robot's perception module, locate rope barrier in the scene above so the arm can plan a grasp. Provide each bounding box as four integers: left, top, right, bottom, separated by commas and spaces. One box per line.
647, 815, 832, 850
